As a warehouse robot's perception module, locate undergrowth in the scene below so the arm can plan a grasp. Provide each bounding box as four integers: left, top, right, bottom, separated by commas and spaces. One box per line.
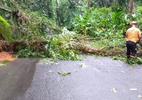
16, 28, 81, 60
1, 5, 142, 64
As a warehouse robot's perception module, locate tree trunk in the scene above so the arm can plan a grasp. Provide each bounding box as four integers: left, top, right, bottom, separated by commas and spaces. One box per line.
129, 0, 133, 13
87, 0, 90, 8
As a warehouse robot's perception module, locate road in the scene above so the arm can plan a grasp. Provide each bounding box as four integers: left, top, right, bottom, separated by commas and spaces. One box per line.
0, 56, 142, 100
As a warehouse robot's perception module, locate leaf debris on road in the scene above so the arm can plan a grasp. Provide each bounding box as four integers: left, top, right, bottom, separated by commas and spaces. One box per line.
58, 71, 71, 76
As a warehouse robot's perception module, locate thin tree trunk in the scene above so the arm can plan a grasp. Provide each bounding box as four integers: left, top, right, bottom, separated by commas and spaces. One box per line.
129, 0, 133, 13
87, 0, 90, 8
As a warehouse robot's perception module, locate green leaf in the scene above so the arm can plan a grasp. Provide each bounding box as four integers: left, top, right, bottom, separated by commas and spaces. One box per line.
58, 71, 71, 76
0, 63, 6, 68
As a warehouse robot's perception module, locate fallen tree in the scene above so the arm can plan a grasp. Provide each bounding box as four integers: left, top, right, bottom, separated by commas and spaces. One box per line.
0, 7, 30, 24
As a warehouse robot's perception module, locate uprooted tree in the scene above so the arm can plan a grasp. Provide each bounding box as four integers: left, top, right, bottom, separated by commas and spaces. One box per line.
0, 7, 30, 24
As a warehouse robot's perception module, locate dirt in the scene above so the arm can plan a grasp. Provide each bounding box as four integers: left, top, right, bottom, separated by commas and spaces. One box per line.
0, 52, 16, 61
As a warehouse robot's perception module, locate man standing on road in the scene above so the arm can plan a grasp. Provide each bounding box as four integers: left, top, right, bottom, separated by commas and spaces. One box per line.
126, 21, 141, 58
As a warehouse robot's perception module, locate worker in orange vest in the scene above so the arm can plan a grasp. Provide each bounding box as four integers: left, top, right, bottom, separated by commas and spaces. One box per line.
126, 21, 141, 58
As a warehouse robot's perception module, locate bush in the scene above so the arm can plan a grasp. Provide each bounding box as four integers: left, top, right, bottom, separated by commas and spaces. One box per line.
73, 7, 127, 37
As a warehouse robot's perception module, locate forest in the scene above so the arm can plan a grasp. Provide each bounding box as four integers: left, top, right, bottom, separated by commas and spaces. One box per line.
0, 0, 142, 64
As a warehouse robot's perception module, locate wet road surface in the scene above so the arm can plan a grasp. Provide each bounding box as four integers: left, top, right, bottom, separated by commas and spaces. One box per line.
0, 56, 142, 100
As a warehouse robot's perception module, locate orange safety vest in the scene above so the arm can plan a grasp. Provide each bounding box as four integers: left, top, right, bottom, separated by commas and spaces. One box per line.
126, 27, 141, 43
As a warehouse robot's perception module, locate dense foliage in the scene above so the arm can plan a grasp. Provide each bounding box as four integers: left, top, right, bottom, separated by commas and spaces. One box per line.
16, 28, 80, 60
0, 0, 142, 64
0, 16, 13, 41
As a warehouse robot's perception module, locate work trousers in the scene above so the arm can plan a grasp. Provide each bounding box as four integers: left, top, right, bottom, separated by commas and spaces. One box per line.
126, 41, 137, 58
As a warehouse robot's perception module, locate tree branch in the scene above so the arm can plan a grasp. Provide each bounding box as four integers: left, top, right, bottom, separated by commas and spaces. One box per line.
0, 7, 12, 13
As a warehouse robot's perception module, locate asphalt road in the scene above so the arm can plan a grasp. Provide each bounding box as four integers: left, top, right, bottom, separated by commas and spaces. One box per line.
0, 56, 142, 100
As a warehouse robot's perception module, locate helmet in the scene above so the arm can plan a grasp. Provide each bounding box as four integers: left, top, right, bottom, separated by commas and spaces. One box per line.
130, 21, 137, 26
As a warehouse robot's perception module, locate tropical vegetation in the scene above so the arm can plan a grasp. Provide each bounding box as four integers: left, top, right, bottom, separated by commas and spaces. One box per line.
0, 0, 142, 64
